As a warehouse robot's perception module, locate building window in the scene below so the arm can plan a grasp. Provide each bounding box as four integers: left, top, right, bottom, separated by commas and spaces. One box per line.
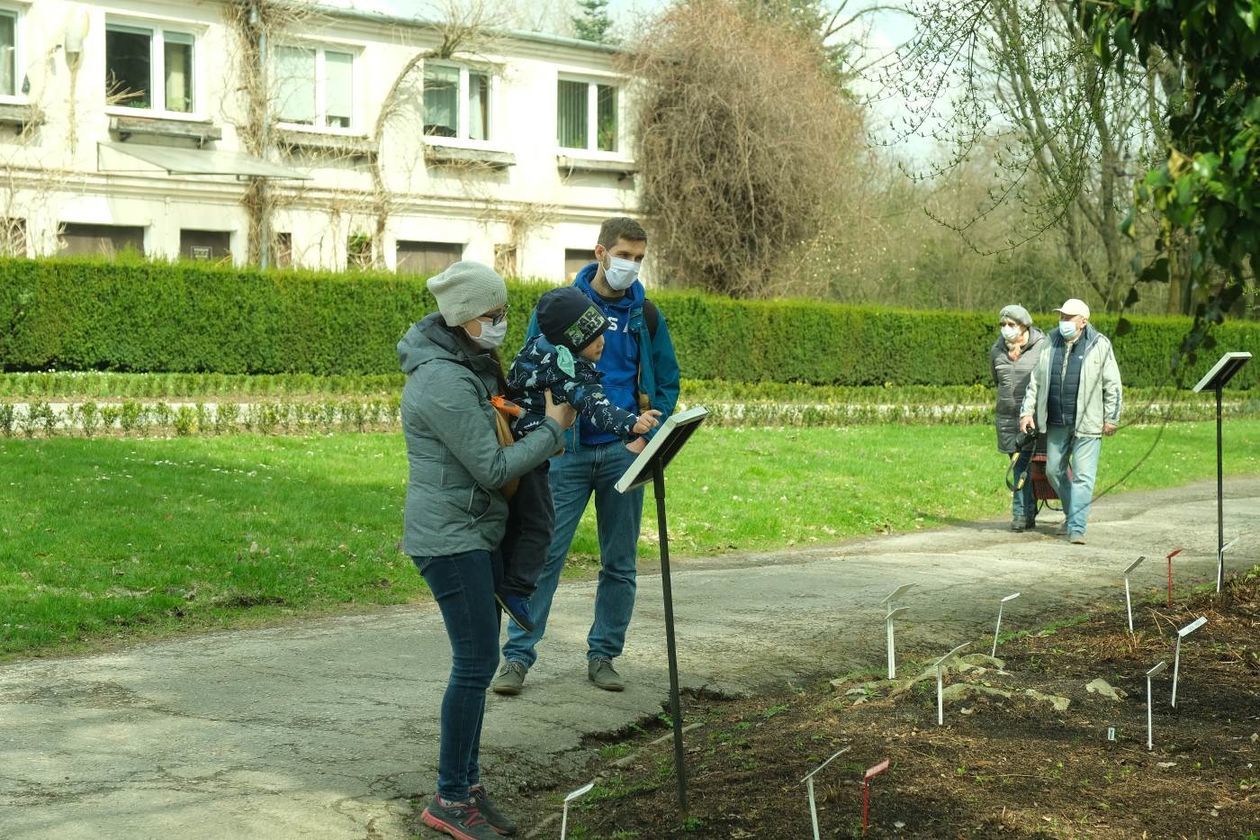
423, 63, 489, 141
565, 248, 595, 281
275, 45, 354, 129
557, 79, 617, 152
0, 10, 17, 98
273, 232, 292, 268
58, 223, 145, 257
0, 217, 25, 256
494, 243, 517, 278
347, 233, 372, 270
105, 23, 194, 113
180, 229, 231, 263
397, 241, 462, 276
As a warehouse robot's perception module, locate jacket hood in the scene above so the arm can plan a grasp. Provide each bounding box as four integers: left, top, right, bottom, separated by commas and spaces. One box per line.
398, 312, 466, 374
574, 262, 645, 311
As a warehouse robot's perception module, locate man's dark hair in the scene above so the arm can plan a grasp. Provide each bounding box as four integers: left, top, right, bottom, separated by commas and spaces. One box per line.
597, 217, 647, 250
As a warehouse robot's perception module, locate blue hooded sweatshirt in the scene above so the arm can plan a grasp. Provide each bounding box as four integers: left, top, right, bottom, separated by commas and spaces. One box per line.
525, 263, 681, 450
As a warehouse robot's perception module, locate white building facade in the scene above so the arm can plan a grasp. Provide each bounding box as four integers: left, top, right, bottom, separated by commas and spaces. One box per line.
0, 0, 641, 278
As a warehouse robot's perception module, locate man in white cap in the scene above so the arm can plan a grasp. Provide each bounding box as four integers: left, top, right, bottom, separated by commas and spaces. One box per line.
1018, 298, 1123, 544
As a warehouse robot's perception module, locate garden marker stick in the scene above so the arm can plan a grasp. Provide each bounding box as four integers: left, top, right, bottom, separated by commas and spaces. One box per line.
934, 643, 971, 726
1171, 617, 1207, 708
881, 585, 914, 679
1165, 547, 1185, 607
1146, 660, 1168, 750
799, 747, 849, 840
1123, 557, 1145, 633
991, 592, 1020, 657
861, 758, 890, 834
1217, 536, 1240, 594
885, 607, 908, 679
559, 781, 594, 840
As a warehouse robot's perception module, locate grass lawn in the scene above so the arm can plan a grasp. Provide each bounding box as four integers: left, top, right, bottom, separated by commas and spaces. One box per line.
3, 420, 1258, 658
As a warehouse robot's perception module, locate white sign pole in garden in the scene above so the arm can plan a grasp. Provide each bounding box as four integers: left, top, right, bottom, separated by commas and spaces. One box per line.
1123, 556, 1145, 633
881, 584, 915, 680
1217, 536, 1239, 594
884, 607, 909, 680
559, 781, 595, 840
1170, 617, 1207, 708
1146, 660, 1168, 750
799, 747, 850, 840
991, 592, 1021, 657
935, 642, 971, 726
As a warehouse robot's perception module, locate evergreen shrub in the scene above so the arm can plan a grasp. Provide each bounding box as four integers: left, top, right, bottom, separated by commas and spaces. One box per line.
1, 258, 1254, 388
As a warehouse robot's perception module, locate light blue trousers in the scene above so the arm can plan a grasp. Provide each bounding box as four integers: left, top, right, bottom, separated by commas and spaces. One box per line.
1044, 424, 1102, 536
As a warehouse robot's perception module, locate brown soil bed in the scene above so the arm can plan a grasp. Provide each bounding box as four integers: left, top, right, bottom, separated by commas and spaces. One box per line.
509, 569, 1260, 839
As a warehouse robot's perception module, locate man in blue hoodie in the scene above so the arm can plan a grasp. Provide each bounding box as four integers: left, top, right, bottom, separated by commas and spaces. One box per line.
493, 217, 681, 694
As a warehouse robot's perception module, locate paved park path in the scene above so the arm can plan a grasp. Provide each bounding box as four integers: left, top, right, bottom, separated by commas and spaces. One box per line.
2, 478, 1257, 840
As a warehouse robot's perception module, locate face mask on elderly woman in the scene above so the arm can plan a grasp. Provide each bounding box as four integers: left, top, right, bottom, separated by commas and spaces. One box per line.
1000, 324, 1021, 341
467, 316, 508, 350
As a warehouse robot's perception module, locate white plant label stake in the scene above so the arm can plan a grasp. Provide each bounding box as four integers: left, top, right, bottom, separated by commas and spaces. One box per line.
1217, 536, 1240, 593
935, 642, 971, 726
559, 781, 595, 840
881, 584, 914, 679
1123, 556, 1145, 633
884, 607, 908, 680
991, 592, 1021, 657
1146, 660, 1168, 750
1170, 616, 1207, 708
799, 746, 850, 840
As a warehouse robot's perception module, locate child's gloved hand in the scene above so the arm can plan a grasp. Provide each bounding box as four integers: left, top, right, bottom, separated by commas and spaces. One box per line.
631, 409, 662, 435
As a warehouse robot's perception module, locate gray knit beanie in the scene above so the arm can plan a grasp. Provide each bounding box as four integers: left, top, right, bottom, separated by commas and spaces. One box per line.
427, 261, 508, 326
999, 304, 1032, 328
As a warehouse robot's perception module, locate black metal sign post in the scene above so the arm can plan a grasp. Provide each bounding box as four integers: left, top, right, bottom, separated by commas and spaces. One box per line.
615, 406, 708, 813
1191, 352, 1252, 592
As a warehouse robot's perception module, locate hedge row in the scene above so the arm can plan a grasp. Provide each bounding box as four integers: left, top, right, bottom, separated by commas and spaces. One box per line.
2, 258, 1257, 388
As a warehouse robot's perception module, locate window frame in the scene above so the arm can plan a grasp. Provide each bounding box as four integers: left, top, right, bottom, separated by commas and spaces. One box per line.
0, 4, 24, 103
556, 74, 622, 156
272, 41, 359, 134
103, 17, 202, 119
422, 60, 496, 147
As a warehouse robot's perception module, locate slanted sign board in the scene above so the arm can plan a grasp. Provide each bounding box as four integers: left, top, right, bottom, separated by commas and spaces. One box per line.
615, 406, 709, 494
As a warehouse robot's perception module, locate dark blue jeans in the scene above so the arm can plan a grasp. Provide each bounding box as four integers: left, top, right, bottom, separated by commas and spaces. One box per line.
413, 550, 501, 801
501, 441, 644, 668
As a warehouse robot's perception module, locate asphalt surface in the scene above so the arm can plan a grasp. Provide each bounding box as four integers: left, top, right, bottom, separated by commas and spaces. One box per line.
1, 478, 1256, 840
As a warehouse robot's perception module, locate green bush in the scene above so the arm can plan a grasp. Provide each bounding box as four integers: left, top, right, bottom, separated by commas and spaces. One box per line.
0, 258, 1255, 388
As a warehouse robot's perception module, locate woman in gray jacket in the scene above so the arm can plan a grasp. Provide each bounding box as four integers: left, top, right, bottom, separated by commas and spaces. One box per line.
990, 304, 1045, 532
400, 261, 575, 840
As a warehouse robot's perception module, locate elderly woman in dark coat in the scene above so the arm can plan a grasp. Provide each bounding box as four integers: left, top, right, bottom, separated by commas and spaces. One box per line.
990, 304, 1045, 531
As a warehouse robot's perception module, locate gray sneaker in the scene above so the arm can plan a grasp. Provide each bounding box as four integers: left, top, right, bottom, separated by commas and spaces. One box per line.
1055, 523, 1069, 536
587, 657, 624, 692
1069, 532, 1086, 545
491, 660, 527, 696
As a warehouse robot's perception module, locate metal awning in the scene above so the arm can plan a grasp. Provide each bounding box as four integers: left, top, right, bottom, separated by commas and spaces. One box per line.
98, 142, 309, 179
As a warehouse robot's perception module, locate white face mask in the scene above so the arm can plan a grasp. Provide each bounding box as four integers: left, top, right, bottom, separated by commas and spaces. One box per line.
468, 317, 507, 350
603, 255, 640, 291
1000, 325, 1021, 341
1058, 320, 1078, 340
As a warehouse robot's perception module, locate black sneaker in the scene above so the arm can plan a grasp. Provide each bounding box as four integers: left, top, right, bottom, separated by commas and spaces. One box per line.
469, 785, 517, 836
421, 795, 501, 840
494, 592, 535, 632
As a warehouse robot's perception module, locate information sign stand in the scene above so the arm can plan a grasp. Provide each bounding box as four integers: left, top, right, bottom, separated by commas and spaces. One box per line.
615, 406, 709, 811
1192, 352, 1252, 592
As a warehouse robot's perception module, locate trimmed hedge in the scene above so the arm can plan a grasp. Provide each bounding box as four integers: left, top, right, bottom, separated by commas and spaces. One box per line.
2, 258, 1257, 387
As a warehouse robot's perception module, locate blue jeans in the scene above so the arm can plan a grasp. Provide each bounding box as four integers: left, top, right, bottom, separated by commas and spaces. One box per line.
413, 551, 500, 801
1044, 425, 1102, 536
501, 441, 644, 668
1011, 449, 1036, 522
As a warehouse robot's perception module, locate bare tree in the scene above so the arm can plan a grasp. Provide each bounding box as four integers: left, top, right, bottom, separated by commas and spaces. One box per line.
626, 0, 865, 297
888, 0, 1168, 312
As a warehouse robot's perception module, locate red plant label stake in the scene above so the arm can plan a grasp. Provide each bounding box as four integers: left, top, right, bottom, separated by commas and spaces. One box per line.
862, 758, 890, 833
1165, 548, 1185, 607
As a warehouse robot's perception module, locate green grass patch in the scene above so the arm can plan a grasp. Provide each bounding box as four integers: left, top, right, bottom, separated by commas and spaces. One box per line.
2, 420, 1257, 658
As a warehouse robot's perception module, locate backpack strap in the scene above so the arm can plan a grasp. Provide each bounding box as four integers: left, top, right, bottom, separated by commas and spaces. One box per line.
642, 299, 659, 340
